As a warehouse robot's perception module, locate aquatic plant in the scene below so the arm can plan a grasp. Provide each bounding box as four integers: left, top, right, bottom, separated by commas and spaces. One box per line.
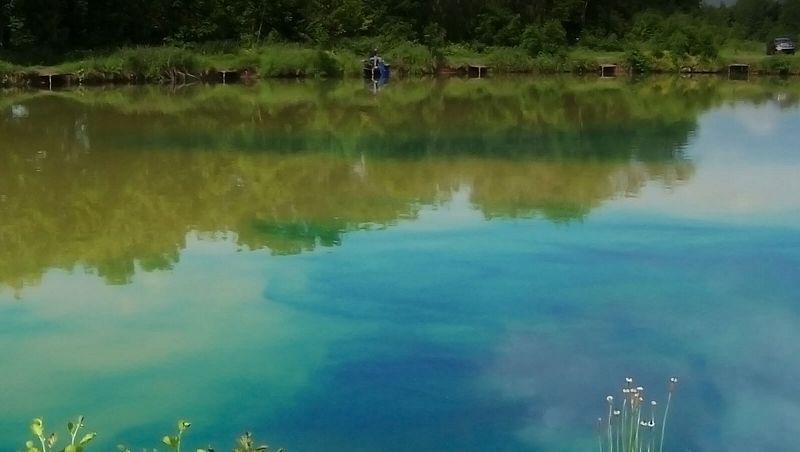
26, 417, 282, 452
162, 419, 193, 452
597, 377, 678, 452
25, 416, 97, 452
161, 422, 281, 452
233, 431, 281, 452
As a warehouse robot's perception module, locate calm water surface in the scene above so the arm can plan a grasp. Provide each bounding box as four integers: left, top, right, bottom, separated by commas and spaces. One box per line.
1, 78, 799, 451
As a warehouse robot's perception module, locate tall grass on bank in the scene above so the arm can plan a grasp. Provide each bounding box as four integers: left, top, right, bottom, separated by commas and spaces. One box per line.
1, 59, 21, 74
256, 44, 359, 77
384, 41, 435, 76
485, 47, 537, 73
597, 377, 678, 452
57, 46, 203, 83
758, 55, 797, 75
0, 59, 26, 87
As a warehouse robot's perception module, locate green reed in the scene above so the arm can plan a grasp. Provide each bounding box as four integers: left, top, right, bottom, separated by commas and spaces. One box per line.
597, 377, 678, 452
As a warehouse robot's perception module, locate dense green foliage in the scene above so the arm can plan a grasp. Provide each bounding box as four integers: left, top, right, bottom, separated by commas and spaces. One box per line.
2, 1, 800, 66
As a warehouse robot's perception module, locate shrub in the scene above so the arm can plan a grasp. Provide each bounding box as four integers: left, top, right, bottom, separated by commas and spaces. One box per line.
579, 31, 624, 51
315, 50, 343, 77
521, 20, 567, 56
628, 11, 664, 43
443, 43, 477, 59
493, 14, 524, 47
533, 52, 566, 73
629, 12, 721, 59
474, 11, 524, 47
761, 55, 795, 74
625, 48, 655, 74
569, 56, 596, 75
423, 24, 447, 69
189, 40, 242, 55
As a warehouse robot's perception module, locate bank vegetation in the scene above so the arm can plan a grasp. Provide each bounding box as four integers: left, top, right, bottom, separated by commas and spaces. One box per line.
3, 1, 800, 83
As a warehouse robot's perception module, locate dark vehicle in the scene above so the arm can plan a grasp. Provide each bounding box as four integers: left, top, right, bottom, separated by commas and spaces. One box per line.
767, 37, 796, 55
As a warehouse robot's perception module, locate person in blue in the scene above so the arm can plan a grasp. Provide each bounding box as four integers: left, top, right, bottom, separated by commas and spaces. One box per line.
368, 48, 383, 68
365, 47, 389, 82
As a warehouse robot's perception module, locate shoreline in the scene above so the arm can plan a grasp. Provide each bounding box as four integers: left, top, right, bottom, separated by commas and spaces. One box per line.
3, 67, 799, 90
3, 44, 800, 88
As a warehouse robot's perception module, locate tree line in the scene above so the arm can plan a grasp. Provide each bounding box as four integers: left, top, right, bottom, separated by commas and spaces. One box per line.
2, 0, 800, 62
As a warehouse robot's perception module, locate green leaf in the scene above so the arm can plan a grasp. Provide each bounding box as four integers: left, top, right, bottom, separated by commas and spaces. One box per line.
162, 435, 175, 447
79, 433, 96, 446
31, 418, 44, 437
67, 422, 75, 434
64, 444, 84, 452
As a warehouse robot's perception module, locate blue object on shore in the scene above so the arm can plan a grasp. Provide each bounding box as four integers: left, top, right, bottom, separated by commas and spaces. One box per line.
363, 59, 390, 81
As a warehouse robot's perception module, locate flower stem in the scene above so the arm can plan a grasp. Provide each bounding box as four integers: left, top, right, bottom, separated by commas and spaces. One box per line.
659, 392, 672, 452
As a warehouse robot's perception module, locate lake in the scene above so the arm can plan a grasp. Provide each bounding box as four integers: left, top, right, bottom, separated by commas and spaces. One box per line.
1, 77, 799, 451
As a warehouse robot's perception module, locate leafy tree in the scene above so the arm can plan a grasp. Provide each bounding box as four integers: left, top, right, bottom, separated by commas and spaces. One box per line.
629, 12, 720, 57
731, 0, 781, 40
777, 0, 800, 38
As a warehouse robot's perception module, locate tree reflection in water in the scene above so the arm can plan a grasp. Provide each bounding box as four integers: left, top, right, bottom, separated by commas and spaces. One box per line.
6, 76, 791, 291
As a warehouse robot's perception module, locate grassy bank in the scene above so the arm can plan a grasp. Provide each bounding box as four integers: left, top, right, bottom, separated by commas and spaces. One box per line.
445, 44, 800, 76
2, 44, 364, 85
3, 41, 800, 86
51, 44, 364, 82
